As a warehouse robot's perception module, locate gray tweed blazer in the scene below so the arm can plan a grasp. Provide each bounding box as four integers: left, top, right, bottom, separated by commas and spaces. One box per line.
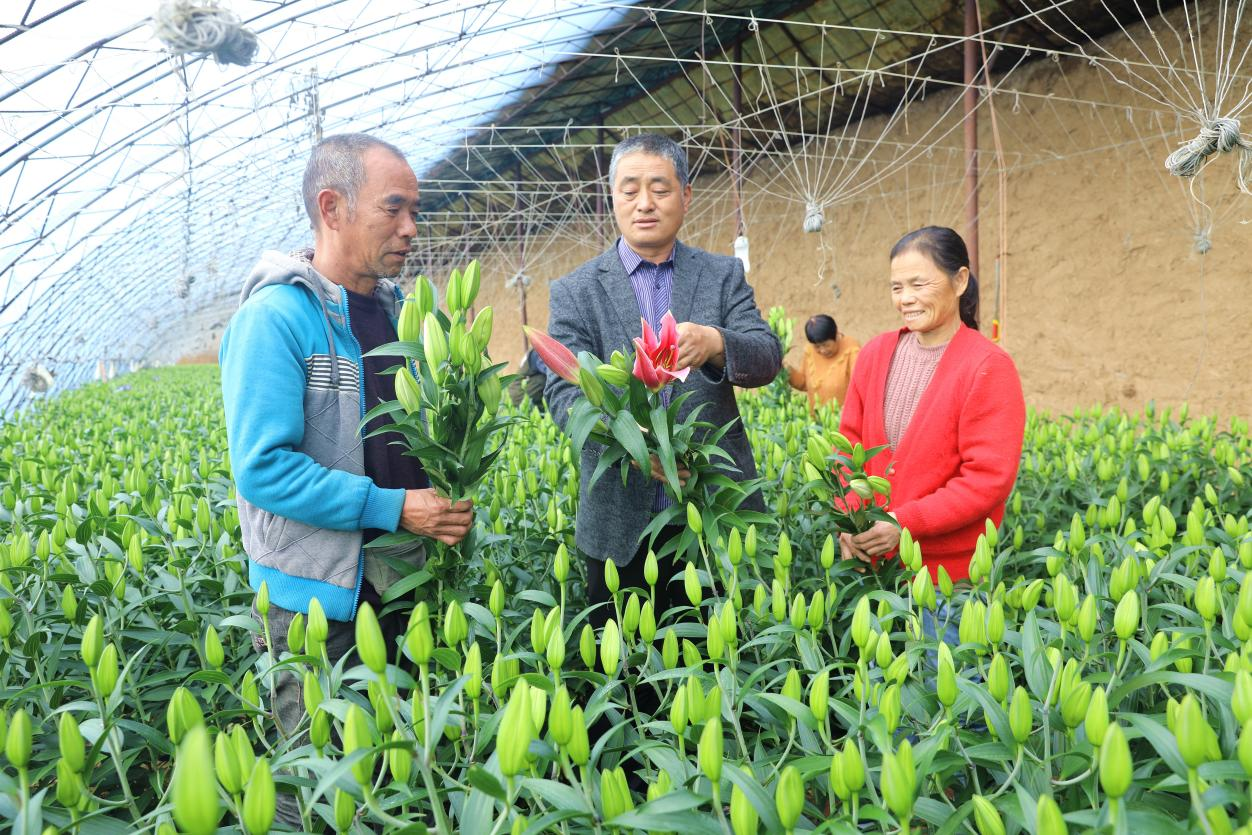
544, 240, 782, 565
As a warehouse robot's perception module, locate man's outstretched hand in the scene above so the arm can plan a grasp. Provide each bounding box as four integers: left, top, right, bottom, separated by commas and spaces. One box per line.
400, 489, 474, 545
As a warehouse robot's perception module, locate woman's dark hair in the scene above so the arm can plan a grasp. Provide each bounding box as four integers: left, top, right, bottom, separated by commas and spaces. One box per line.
889, 225, 979, 330
804, 314, 839, 344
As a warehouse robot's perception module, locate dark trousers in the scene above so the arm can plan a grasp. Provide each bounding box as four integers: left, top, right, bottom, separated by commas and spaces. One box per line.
255, 582, 408, 830
585, 526, 685, 629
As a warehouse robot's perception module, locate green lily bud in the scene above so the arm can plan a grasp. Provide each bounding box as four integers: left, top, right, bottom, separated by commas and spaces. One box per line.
682, 561, 703, 608
461, 260, 481, 308
445, 600, 469, 647
58, 712, 84, 773
470, 305, 493, 351
172, 725, 221, 835
1061, 681, 1092, 729
880, 740, 916, 824
810, 671, 830, 725
93, 642, 119, 697
648, 770, 672, 803
334, 788, 355, 833
241, 671, 260, 711
789, 592, 807, 630
1099, 723, 1132, 798
643, 550, 658, 586
875, 633, 894, 669
1036, 794, 1068, 835
745, 525, 758, 559
601, 619, 621, 676
283, 612, 305, 655
936, 643, 957, 708
1239, 720, 1252, 777
1009, 686, 1032, 744
398, 293, 423, 342
938, 566, 954, 599
1233, 672, 1252, 725
55, 758, 83, 809
490, 580, 505, 618
987, 653, 1009, 703
387, 730, 412, 786
623, 593, 641, 639
355, 602, 387, 674
603, 559, 620, 596
1114, 592, 1139, 641
580, 624, 596, 668
662, 628, 678, 669
752, 583, 767, 617
61, 585, 78, 623
807, 589, 825, 630
566, 706, 590, 766
775, 765, 804, 831
771, 579, 787, 623
730, 780, 759, 835
202, 625, 225, 670
545, 623, 566, 671
1176, 694, 1213, 768
577, 367, 605, 408
396, 366, 422, 414
639, 601, 657, 643
478, 370, 503, 415
242, 756, 275, 835
596, 363, 630, 387
1022, 578, 1044, 610
819, 533, 835, 569
463, 641, 483, 700
706, 618, 725, 661
886, 653, 911, 686
497, 686, 533, 778
971, 795, 1005, 835
686, 502, 703, 536
549, 685, 573, 746
423, 312, 448, 372
1085, 685, 1109, 747
81, 613, 104, 668
215, 729, 244, 795
698, 716, 723, 782
671, 683, 689, 736
986, 600, 1005, 644
841, 738, 865, 792
851, 596, 871, 649
405, 602, 433, 664
782, 667, 802, 703
5, 708, 31, 769
343, 703, 375, 785
1076, 595, 1097, 643
307, 598, 328, 647
1194, 575, 1218, 623
880, 683, 902, 732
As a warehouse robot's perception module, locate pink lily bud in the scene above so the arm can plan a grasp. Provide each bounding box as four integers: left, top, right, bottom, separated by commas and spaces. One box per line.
524, 327, 580, 384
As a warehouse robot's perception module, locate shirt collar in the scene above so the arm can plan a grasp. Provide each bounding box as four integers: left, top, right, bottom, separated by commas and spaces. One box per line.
616, 236, 675, 275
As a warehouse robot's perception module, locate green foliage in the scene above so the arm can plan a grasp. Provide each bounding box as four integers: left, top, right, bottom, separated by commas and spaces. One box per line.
0, 366, 1249, 833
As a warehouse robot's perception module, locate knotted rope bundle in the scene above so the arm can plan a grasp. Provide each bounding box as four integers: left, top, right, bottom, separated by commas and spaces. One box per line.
154, 0, 258, 66
802, 201, 825, 233
1165, 117, 1252, 194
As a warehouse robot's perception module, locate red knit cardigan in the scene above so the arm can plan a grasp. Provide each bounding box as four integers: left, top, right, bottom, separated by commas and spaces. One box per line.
838, 325, 1026, 581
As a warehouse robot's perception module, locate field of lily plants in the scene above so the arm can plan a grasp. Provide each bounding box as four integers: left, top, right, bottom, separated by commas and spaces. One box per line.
1, 309, 1251, 833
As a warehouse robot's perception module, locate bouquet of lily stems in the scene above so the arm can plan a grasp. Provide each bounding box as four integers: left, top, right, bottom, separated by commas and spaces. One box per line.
364, 261, 513, 602
526, 311, 767, 556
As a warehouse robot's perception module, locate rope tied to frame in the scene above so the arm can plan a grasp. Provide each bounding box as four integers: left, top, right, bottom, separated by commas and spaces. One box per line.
1193, 227, 1212, 255
802, 201, 825, 233
153, 0, 258, 66
1165, 117, 1249, 179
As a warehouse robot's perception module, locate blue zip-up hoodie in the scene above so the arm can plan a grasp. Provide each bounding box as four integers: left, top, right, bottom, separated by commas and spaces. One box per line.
220, 249, 411, 621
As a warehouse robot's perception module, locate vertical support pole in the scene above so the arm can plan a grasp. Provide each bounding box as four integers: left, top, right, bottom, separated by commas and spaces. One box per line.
963, 0, 980, 280
732, 41, 745, 237
594, 121, 608, 244
515, 172, 528, 353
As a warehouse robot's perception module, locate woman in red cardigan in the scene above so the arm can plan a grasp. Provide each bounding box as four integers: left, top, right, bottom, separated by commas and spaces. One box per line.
838, 226, 1025, 582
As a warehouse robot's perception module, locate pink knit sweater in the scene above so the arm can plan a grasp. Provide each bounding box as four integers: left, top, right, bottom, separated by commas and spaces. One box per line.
883, 331, 949, 448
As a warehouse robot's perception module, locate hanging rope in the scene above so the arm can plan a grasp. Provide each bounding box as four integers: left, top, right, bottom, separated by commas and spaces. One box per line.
1193, 226, 1212, 255
153, 0, 259, 66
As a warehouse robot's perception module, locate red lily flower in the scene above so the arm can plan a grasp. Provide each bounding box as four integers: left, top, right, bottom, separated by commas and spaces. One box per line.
632, 312, 690, 392
524, 326, 579, 384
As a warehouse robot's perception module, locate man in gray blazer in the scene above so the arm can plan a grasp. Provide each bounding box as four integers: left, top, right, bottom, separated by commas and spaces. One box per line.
545, 133, 781, 623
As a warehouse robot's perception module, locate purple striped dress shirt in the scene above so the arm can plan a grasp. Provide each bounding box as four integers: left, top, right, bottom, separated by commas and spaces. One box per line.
617, 237, 676, 513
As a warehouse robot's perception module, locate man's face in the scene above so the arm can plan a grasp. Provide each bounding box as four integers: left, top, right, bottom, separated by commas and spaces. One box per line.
611, 151, 691, 257
334, 147, 419, 279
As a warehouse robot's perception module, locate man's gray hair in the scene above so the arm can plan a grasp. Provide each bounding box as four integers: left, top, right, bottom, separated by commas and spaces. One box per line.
608, 133, 689, 189
302, 133, 407, 228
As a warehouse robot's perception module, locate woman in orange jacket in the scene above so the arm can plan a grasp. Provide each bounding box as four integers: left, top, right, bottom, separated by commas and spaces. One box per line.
787, 314, 860, 412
